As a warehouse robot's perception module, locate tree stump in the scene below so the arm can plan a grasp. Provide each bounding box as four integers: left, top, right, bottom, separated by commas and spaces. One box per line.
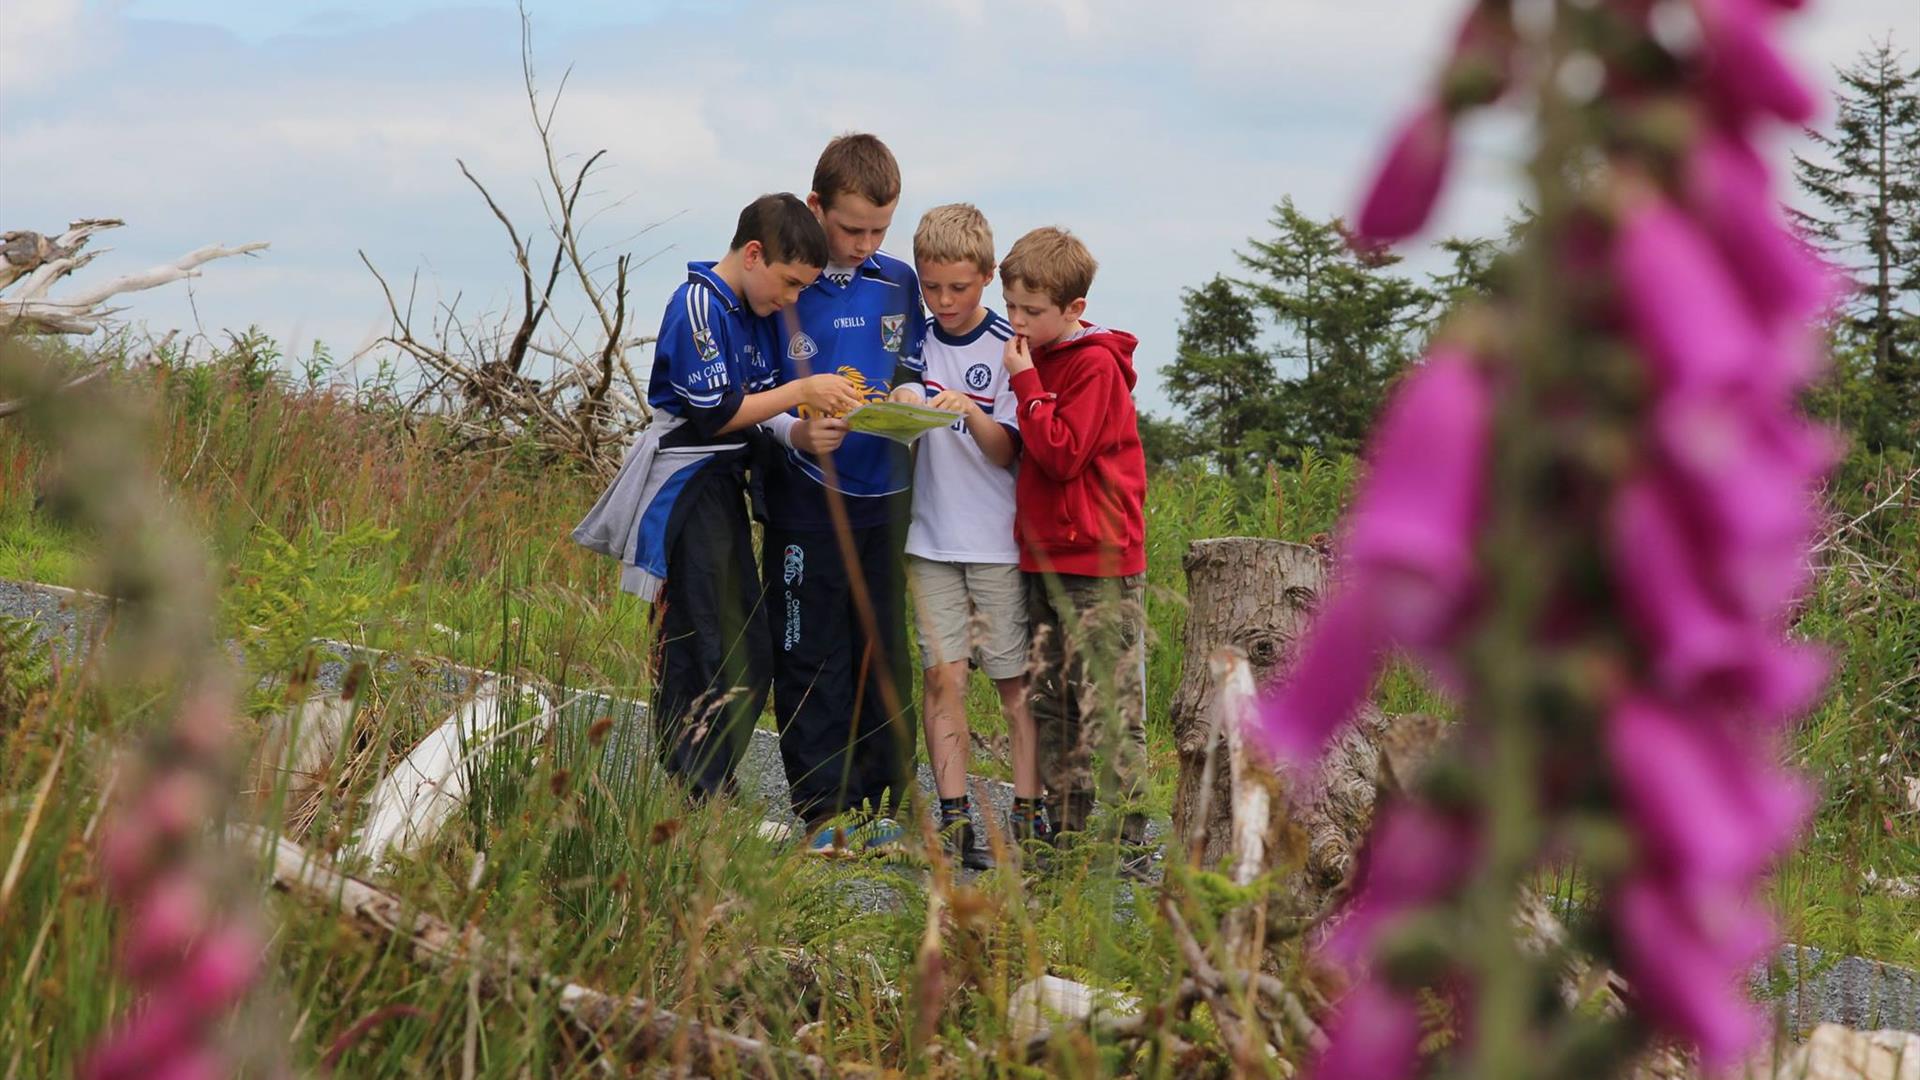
1170, 538, 1326, 869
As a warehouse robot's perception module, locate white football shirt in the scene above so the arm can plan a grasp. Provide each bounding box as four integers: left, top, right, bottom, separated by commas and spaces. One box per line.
906, 309, 1021, 563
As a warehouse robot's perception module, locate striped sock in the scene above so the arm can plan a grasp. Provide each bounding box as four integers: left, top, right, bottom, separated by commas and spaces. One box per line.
939, 794, 971, 825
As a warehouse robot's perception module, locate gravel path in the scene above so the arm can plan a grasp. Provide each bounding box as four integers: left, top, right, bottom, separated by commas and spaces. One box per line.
2, 576, 1164, 886
8, 576, 1912, 1034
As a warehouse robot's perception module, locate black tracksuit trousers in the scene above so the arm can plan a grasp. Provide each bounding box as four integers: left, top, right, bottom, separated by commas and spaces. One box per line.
762, 520, 917, 825
651, 471, 771, 797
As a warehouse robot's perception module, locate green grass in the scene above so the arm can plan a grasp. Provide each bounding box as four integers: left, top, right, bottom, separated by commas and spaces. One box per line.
5, 341, 1920, 1074
0, 494, 81, 586
0, 348, 1265, 1076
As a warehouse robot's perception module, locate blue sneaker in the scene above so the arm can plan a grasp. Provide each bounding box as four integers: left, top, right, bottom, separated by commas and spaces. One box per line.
853, 816, 904, 852
805, 823, 848, 856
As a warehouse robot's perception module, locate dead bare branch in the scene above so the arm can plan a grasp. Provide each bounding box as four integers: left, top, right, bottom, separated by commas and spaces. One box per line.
1, 221, 266, 336
353, 11, 652, 478
242, 825, 882, 1078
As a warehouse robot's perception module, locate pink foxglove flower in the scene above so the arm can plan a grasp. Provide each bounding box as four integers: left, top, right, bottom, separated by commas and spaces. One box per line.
1355, 105, 1453, 245
1606, 694, 1811, 887
1254, 352, 1489, 763
1323, 801, 1480, 967
1685, 134, 1838, 330
85, 687, 264, 1080
1342, 350, 1490, 641
1253, 590, 1392, 764
1614, 200, 1770, 394
1609, 478, 1829, 723
1691, 0, 1818, 125
1305, 980, 1424, 1080
1611, 872, 1777, 1068
1289, 0, 1831, 1071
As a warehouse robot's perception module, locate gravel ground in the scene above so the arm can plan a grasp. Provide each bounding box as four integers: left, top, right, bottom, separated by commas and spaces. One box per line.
11, 576, 1911, 1034
1759, 945, 1920, 1032
2, 577, 1164, 892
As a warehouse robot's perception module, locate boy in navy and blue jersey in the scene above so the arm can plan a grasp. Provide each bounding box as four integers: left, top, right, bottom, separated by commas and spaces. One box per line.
573, 193, 860, 799
759, 134, 928, 850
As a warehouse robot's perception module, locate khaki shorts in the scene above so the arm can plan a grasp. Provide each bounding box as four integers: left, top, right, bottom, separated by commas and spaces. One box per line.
906, 556, 1030, 681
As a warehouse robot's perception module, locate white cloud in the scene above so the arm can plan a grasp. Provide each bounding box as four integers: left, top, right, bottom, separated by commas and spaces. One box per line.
0, 0, 103, 95
2, 0, 1911, 412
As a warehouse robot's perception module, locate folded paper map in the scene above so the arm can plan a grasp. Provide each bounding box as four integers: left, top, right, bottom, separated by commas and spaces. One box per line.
842, 401, 958, 444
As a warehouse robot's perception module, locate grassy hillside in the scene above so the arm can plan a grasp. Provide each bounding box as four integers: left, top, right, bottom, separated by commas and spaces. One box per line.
2, 340, 1917, 1075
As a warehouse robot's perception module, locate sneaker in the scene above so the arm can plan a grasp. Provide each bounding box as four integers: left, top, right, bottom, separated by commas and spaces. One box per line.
1118, 842, 1160, 883
805, 823, 849, 856
943, 816, 995, 872
853, 816, 904, 852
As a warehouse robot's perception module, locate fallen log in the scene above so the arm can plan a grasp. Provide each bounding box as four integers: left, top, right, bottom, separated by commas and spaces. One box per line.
238, 825, 879, 1078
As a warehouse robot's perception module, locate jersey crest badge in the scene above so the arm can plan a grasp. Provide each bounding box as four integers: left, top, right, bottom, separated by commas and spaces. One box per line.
880, 314, 906, 354
788, 331, 819, 363
965, 363, 993, 391
692, 327, 719, 362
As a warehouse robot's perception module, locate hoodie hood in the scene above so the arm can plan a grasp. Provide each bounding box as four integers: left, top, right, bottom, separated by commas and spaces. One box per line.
1038, 323, 1140, 391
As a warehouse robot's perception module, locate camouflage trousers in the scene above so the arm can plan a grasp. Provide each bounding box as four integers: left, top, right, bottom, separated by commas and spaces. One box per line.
1026, 571, 1149, 843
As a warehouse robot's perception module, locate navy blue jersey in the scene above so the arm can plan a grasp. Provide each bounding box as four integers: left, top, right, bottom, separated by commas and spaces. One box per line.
764, 250, 927, 530
647, 262, 780, 441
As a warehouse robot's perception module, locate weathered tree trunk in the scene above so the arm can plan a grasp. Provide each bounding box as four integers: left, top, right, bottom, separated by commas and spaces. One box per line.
1170, 538, 1326, 869
0, 220, 266, 335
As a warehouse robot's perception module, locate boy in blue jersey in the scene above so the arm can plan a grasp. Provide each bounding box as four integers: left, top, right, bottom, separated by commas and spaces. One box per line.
573, 193, 861, 799
759, 134, 928, 850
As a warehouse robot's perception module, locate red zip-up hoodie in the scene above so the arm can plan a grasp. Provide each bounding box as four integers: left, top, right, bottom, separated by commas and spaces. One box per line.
1008, 323, 1148, 577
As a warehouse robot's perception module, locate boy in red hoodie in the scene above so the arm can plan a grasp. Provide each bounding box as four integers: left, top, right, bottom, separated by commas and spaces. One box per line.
999, 227, 1150, 853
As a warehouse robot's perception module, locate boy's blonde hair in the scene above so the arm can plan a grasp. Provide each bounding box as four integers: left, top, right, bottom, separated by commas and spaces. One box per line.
999, 227, 1097, 308
912, 203, 995, 274
812, 133, 901, 210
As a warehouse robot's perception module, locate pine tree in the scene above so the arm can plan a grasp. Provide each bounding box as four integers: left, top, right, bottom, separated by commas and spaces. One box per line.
1793, 36, 1920, 451
1237, 198, 1433, 458
1163, 275, 1277, 473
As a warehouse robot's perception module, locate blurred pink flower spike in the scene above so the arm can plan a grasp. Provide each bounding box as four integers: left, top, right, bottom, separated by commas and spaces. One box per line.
1305, 979, 1425, 1080
1611, 872, 1779, 1069
1614, 200, 1770, 394
1322, 800, 1481, 969
1692, 0, 1818, 125
1355, 105, 1453, 246
1253, 351, 1490, 764
1685, 135, 1843, 334
1607, 693, 1813, 887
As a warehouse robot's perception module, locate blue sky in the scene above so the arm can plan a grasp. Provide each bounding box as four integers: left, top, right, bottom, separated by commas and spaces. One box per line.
3, 0, 1911, 413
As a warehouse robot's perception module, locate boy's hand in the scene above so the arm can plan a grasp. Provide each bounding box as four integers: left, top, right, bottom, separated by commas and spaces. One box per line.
794, 417, 850, 455
800, 373, 862, 417
889, 385, 925, 405
1002, 334, 1034, 377
928, 389, 978, 416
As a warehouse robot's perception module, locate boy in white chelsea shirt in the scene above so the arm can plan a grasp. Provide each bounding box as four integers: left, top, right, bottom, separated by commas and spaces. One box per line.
907, 204, 1044, 869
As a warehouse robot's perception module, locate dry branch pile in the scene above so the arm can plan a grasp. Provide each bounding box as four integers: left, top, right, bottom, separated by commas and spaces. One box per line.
358, 15, 658, 479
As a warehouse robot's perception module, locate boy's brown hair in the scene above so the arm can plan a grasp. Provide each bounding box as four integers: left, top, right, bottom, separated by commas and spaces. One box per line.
912, 203, 995, 275
999, 227, 1098, 308
811, 133, 901, 210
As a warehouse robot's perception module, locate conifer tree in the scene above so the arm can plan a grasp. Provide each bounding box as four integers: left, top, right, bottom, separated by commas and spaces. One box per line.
1793, 37, 1920, 450
1163, 275, 1276, 473
1237, 198, 1433, 458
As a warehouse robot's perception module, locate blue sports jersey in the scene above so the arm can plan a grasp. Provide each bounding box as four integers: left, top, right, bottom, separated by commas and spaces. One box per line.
575, 261, 777, 601
647, 262, 780, 438
764, 250, 927, 530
